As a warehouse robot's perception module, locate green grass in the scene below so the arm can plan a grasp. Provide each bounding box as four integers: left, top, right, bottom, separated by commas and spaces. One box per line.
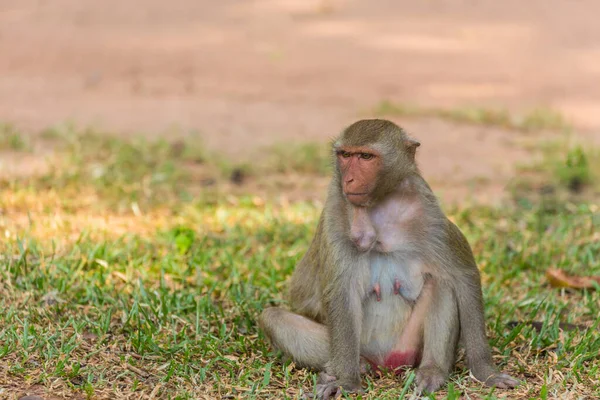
264, 142, 332, 175
1, 127, 599, 399
512, 138, 600, 203
372, 101, 572, 132
0, 124, 31, 151
5, 126, 237, 211
3, 127, 332, 212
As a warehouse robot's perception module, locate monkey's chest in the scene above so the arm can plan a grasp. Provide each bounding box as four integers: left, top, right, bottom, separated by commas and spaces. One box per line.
368, 196, 421, 254
368, 253, 423, 302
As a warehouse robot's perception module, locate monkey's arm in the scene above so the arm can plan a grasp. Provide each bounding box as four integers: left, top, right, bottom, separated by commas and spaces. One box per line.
321, 285, 363, 393
445, 220, 519, 388
318, 247, 364, 395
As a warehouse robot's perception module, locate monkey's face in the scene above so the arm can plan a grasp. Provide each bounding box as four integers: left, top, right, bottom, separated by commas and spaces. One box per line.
336, 146, 381, 206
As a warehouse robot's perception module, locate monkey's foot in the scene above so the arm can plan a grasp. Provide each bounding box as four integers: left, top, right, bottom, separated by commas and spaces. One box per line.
415, 365, 447, 393
315, 382, 341, 399
310, 373, 362, 400
480, 372, 520, 389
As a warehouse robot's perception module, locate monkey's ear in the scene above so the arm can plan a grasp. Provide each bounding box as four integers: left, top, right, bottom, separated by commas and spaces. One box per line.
404, 138, 420, 160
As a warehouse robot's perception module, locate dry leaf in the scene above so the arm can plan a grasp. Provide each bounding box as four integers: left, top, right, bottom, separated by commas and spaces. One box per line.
546, 268, 600, 289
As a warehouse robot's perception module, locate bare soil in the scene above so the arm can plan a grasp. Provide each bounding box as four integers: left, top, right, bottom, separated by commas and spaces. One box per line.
1, 0, 600, 203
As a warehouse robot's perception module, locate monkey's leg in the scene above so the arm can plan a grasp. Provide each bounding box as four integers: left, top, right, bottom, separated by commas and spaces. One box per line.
259, 307, 329, 370
455, 273, 520, 388
415, 281, 459, 393
446, 223, 519, 388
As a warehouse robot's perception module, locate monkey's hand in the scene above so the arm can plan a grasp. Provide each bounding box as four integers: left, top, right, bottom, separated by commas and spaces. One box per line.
311, 372, 362, 399
415, 364, 447, 393
470, 363, 519, 389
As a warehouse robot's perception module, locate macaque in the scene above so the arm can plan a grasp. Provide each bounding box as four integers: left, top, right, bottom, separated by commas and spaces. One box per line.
259, 119, 519, 398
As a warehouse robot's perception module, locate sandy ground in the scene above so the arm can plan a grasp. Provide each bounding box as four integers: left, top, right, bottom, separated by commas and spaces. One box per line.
1, 0, 600, 202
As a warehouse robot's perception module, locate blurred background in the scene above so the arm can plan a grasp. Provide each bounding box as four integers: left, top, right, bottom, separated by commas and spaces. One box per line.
1, 0, 600, 205
0, 0, 600, 206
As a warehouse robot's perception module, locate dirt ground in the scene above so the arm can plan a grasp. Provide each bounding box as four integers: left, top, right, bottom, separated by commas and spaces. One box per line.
1, 0, 600, 203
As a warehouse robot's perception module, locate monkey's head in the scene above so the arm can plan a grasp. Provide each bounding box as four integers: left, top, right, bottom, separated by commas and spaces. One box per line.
333, 119, 420, 207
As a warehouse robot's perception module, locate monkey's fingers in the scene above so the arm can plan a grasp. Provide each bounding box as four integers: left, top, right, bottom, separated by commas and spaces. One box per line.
317, 371, 337, 384
415, 365, 447, 393
484, 373, 520, 389
315, 382, 342, 400
470, 371, 520, 389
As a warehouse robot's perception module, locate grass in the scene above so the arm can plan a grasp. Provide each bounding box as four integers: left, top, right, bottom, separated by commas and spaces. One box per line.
372, 101, 572, 132
0, 124, 31, 151
1, 126, 599, 399
3, 127, 332, 211
512, 138, 600, 204
4, 126, 255, 212
264, 142, 332, 175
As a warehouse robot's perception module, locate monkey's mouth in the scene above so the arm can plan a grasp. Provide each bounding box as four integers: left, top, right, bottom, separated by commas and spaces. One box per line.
345, 192, 369, 197
345, 192, 370, 205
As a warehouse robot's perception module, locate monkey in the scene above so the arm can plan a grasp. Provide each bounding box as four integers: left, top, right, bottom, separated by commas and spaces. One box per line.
259, 119, 519, 398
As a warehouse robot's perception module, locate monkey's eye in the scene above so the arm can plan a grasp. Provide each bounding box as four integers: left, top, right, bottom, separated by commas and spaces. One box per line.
359, 153, 374, 160
338, 151, 352, 158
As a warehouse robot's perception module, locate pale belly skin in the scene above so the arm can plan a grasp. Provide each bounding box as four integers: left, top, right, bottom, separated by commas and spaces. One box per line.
360, 253, 428, 370
353, 192, 430, 371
